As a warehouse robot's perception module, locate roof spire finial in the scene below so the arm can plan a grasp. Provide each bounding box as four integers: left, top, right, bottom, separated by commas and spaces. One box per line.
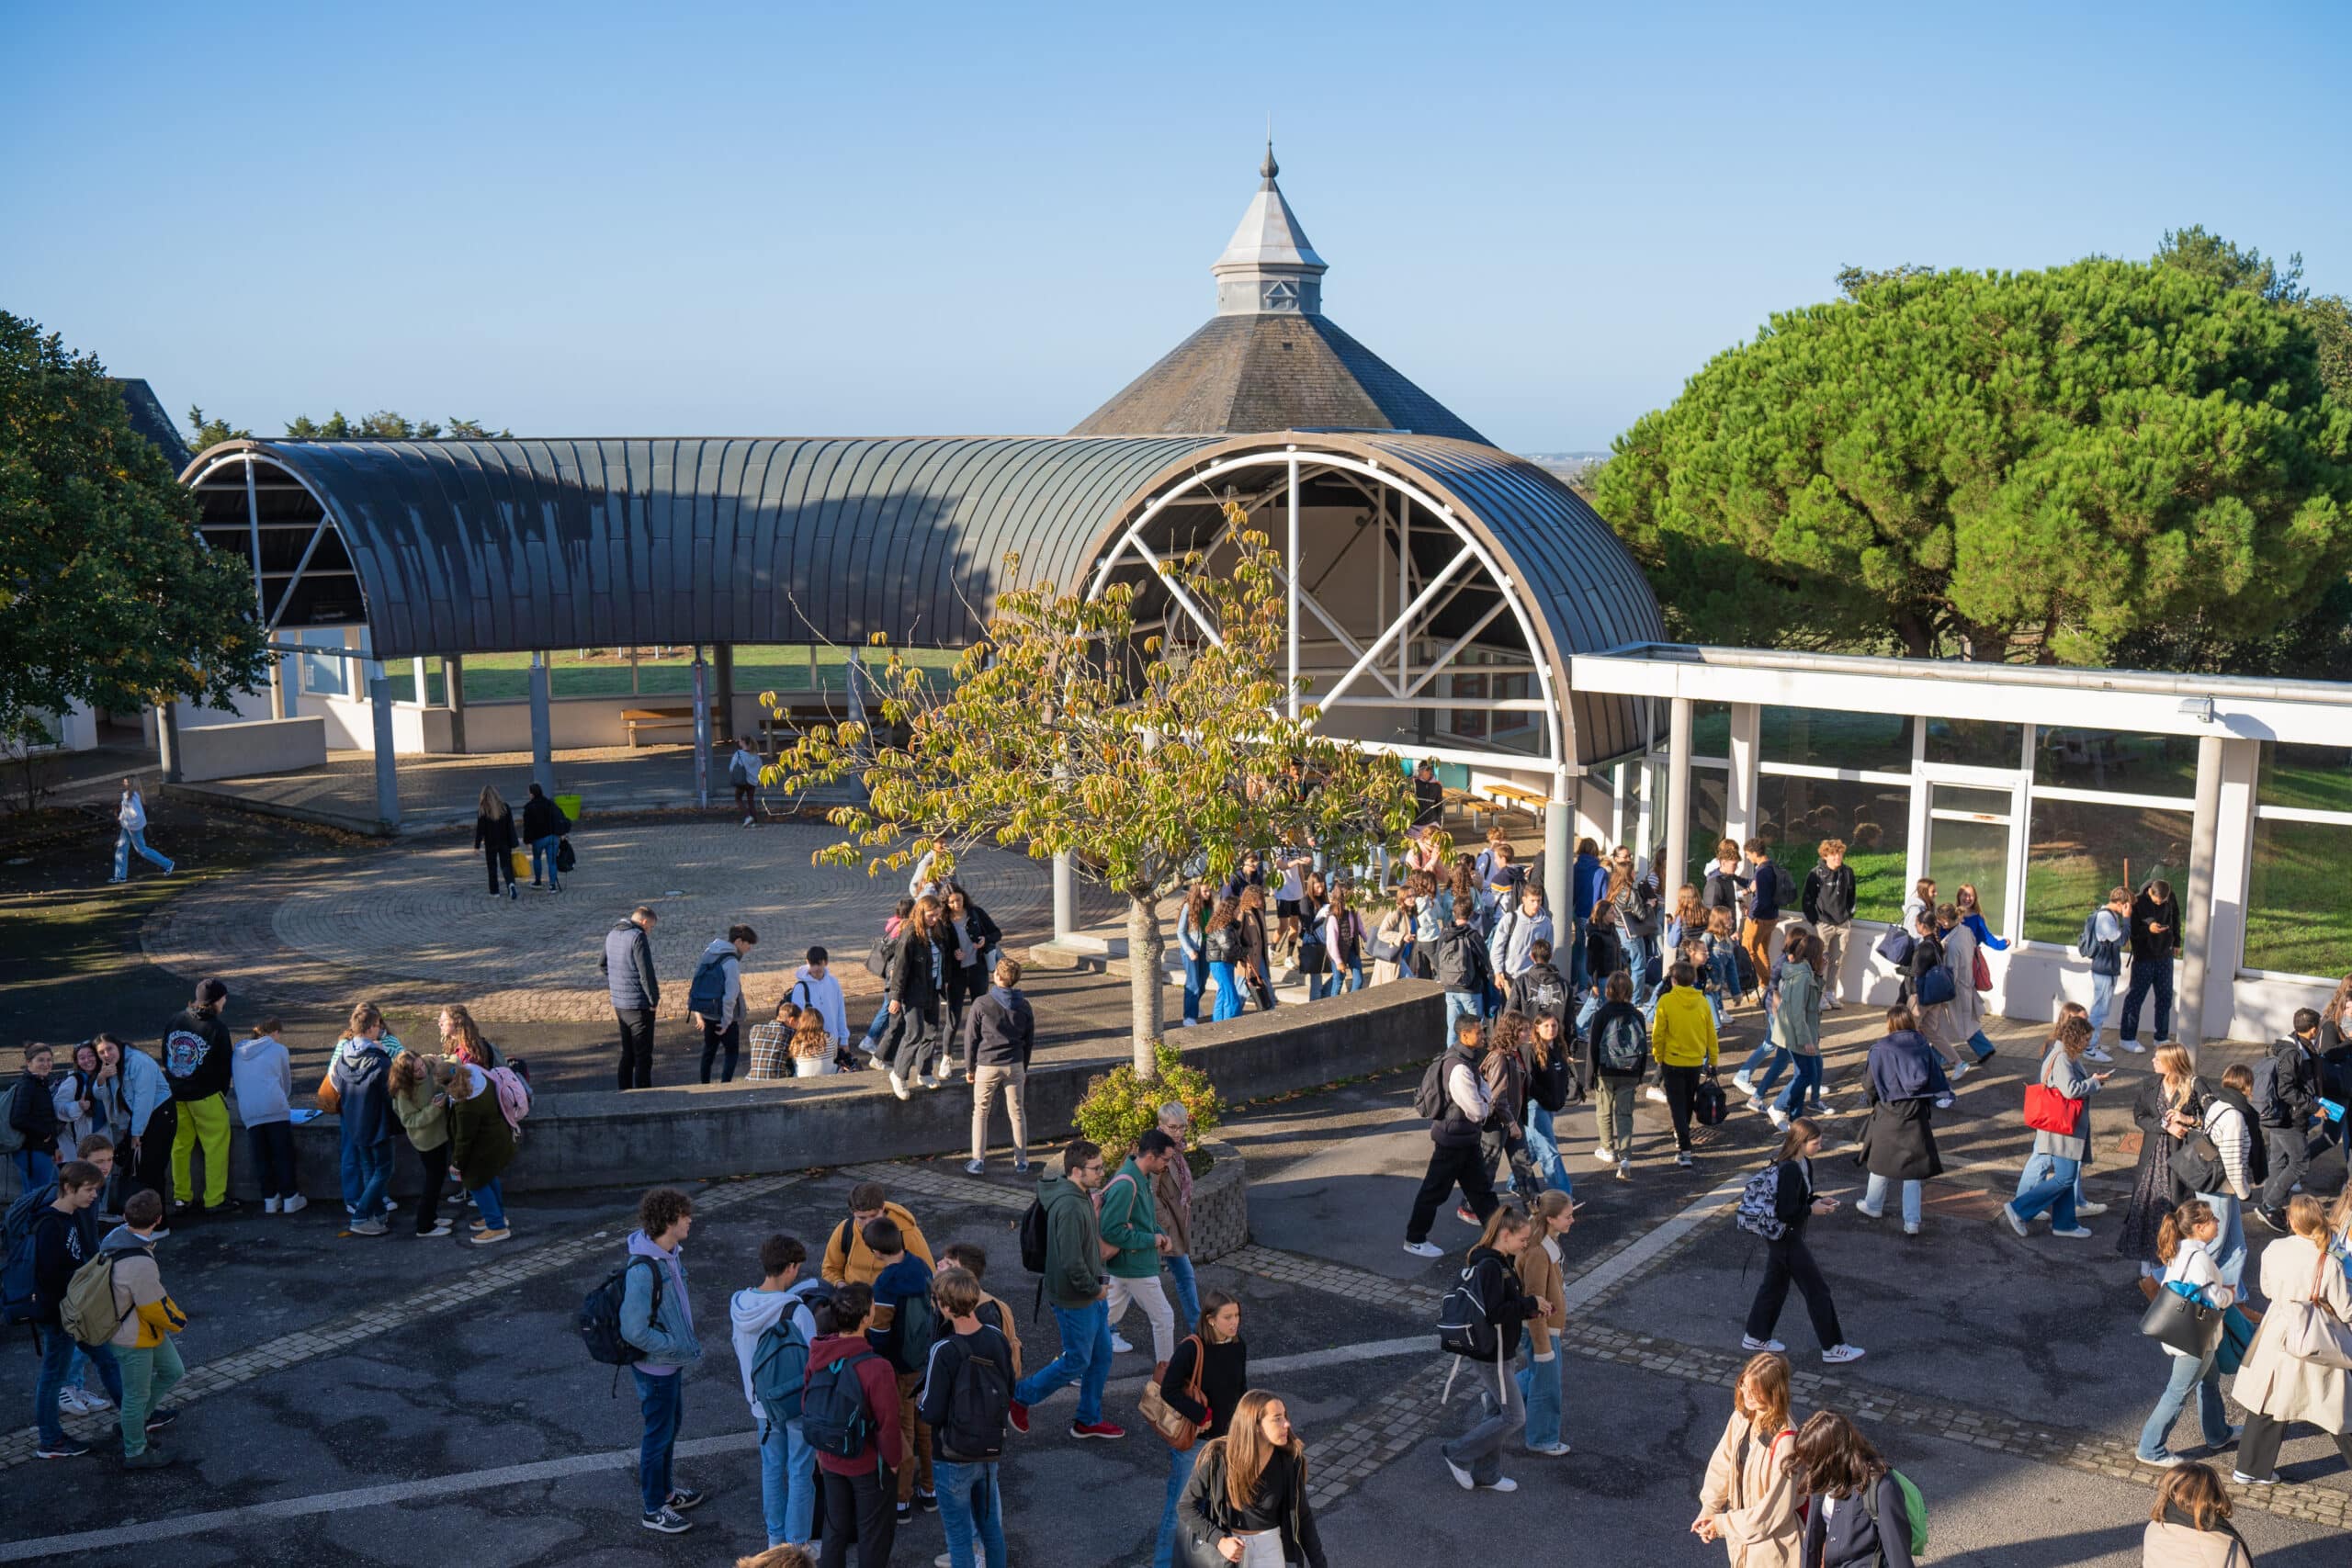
1261, 116, 1278, 186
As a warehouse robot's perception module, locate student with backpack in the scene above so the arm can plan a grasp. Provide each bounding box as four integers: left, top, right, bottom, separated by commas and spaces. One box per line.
821, 1182, 935, 1288
1402, 1015, 1499, 1258
1437, 899, 1496, 1042
1740, 1119, 1865, 1366
448, 1058, 518, 1245
619, 1187, 706, 1535
1690, 1350, 1801, 1568
2084, 886, 2130, 1055
1520, 1013, 1577, 1199
918, 1267, 1017, 1568
1150, 1292, 1248, 1568
2254, 1009, 2327, 1234
689, 925, 759, 1085
808, 1280, 903, 1568
1791, 1410, 1919, 1568
1151, 1104, 1204, 1335
1438, 1206, 1546, 1493
1008, 1140, 1124, 1440
86, 1188, 184, 1468
1585, 972, 1649, 1181
1652, 960, 1722, 1170
2196, 1063, 2262, 1291
28, 1162, 124, 1460
7, 1043, 62, 1194
863, 1217, 938, 1522
732, 1234, 827, 1551
1738, 840, 1785, 995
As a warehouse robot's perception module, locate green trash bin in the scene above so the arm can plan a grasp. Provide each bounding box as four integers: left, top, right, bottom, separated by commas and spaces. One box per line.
555, 793, 582, 823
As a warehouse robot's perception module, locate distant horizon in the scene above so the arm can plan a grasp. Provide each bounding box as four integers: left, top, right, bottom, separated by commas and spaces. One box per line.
7, 3, 2347, 454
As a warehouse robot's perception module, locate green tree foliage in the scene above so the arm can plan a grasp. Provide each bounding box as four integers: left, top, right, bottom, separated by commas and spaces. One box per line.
186, 405, 250, 450
2154, 224, 2352, 404
1595, 258, 2352, 662
764, 506, 1419, 1070
187, 408, 511, 447
2, 313, 269, 742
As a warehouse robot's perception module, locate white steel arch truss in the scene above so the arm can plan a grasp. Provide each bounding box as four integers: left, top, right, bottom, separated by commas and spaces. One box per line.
1086, 448, 1566, 773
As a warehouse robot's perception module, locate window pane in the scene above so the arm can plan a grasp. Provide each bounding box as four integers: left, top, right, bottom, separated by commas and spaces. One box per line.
2245, 818, 2352, 978
1681, 769, 1730, 892
1923, 718, 2024, 770
2256, 742, 2352, 815
2023, 799, 2192, 947
1927, 782, 2010, 931
1756, 773, 1912, 923
2032, 728, 2199, 797
301, 638, 347, 697
1930, 784, 2011, 818
1759, 707, 1911, 773
1689, 701, 1731, 759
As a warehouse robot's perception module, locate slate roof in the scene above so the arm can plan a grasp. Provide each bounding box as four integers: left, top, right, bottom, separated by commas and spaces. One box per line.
110, 378, 193, 472
1068, 311, 1490, 446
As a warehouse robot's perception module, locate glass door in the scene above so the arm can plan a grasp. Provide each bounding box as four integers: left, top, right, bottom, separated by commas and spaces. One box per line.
1925, 783, 2016, 929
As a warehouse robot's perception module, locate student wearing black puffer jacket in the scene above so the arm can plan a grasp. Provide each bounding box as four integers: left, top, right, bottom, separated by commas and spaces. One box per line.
1438, 1207, 1546, 1494
881, 895, 949, 1098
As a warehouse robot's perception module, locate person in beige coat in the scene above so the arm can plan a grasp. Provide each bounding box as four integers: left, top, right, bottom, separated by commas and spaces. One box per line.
1691, 1350, 1803, 1568
2142, 1462, 2256, 1567
2229, 1194, 2352, 1484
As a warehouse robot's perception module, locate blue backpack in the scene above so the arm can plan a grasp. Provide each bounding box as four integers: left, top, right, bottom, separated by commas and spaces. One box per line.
801, 1348, 880, 1458
686, 951, 733, 1018
750, 1282, 832, 1426
2, 1185, 50, 1326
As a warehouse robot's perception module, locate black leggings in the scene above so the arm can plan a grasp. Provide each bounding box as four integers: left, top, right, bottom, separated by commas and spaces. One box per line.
482, 845, 514, 892
1659, 1064, 1704, 1152
412, 1138, 450, 1233
1745, 1234, 1844, 1349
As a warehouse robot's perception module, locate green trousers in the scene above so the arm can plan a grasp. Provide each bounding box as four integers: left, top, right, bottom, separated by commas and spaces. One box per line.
117, 1337, 185, 1457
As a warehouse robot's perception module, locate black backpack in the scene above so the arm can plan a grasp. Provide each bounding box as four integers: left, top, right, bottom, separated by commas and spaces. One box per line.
801, 1348, 880, 1458
865, 938, 890, 978
579, 1257, 658, 1366
1435, 1260, 1499, 1361
1593, 1011, 1648, 1076
1017, 1191, 1051, 1319
933, 1332, 1013, 1461
1413, 1052, 1454, 1120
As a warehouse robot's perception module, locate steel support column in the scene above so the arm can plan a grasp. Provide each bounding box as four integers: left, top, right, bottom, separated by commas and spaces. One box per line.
2180, 733, 2224, 1045
529, 652, 554, 795
1665, 696, 1693, 905
692, 649, 711, 808
445, 656, 467, 753
713, 642, 736, 745
1544, 767, 1573, 932
1286, 456, 1301, 718
1053, 852, 1076, 942
368, 676, 401, 830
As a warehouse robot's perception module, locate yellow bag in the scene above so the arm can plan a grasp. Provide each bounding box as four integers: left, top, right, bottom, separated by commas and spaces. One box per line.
510, 848, 531, 878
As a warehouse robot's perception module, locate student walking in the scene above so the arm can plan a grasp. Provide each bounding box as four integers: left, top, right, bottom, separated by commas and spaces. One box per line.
810, 1282, 902, 1568
28, 1162, 127, 1460
163, 978, 237, 1216
1856, 1008, 1950, 1237
2229, 1194, 2352, 1484
447, 1059, 517, 1244
732, 1235, 825, 1552
2119, 1046, 2207, 1280
881, 896, 949, 1098
387, 1051, 454, 1237
1742, 1120, 1865, 1365
1102, 1131, 1181, 1365
328, 1003, 398, 1236
1792, 1411, 1917, 1568
918, 1267, 1017, 1568
688, 925, 758, 1085
109, 778, 175, 883
1152, 1102, 1203, 1333
962, 958, 1034, 1175
1403, 1015, 1499, 1258
2086, 886, 2130, 1053
521, 783, 569, 889
941, 885, 1002, 1045
620, 1187, 706, 1534
1935, 905, 1999, 1066
1586, 972, 1649, 1179
1764, 932, 1826, 1130
1520, 1012, 1577, 1198
1175, 1390, 1329, 1568
1437, 899, 1496, 1041
1204, 897, 1248, 1023
1739, 840, 1786, 988
1653, 960, 1722, 1169
2144, 1463, 2257, 1568
2134, 1200, 2240, 1467
2195, 1063, 2262, 1291
1691, 1351, 1802, 1568
1801, 840, 1856, 1008
1151, 1292, 1248, 1568
2120, 878, 2184, 1053
1440, 1206, 1546, 1493
474, 784, 520, 899
231, 1021, 301, 1214
2003, 1016, 2110, 1238
730, 737, 763, 825
1009, 1140, 1124, 1439
2254, 1010, 2327, 1233
102, 1189, 187, 1469
605, 906, 662, 1090
1517, 1190, 1575, 1457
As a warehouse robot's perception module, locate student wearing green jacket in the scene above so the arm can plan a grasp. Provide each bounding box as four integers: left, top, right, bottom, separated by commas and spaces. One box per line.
1008, 1140, 1125, 1440
1101, 1129, 1181, 1369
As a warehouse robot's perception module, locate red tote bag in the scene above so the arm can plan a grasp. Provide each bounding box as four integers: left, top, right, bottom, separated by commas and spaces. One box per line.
2022, 1085, 2084, 1136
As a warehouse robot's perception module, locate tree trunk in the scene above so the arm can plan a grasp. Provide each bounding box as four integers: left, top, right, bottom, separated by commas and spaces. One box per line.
1126, 893, 1165, 1077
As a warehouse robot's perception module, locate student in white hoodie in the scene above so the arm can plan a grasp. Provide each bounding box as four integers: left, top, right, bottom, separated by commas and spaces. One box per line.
110, 778, 175, 884
230, 1021, 303, 1213
729, 1234, 826, 1551
783, 947, 849, 1049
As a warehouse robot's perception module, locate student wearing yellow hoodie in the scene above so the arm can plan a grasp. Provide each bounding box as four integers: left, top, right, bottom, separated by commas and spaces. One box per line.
105, 1188, 187, 1467
1652, 961, 1722, 1168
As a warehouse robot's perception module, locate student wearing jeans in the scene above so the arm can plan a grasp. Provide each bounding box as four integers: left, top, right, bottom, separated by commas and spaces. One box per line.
1858, 1008, 1951, 1236
730, 1235, 824, 1551
1153, 1103, 1204, 1333
1515, 1193, 1574, 1456
619, 1189, 705, 1535
1009, 1141, 1125, 1438
919, 1269, 1018, 1568
1440, 1208, 1545, 1493
2002, 1019, 2109, 1238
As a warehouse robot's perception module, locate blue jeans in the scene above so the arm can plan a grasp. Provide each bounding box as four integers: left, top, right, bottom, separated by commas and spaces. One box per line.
1709, 947, 1742, 1002
1154, 1444, 1200, 1568
35, 1326, 123, 1447
14, 1148, 55, 1194
112, 827, 173, 879
2017, 1150, 2088, 1209
1965, 1028, 1996, 1063
758, 1414, 818, 1547
1624, 934, 1660, 1008
1444, 990, 1484, 1043
1014, 1299, 1111, 1426
341, 1134, 392, 1222
933, 1458, 1007, 1568
1523, 1104, 1575, 1197
1737, 1040, 1789, 1097
2121, 953, 2174, 1045
2011, 1153, 2081, 1228
2088, 971, 2118, 1047
1568, 916, 1590, 993
474, 1176, 507, 1230
1517, 1342, 1563, 1449
632, 1369, 684, 1514
1164, 1254, 1202, 1337
1209, 963, 1243, 1022
530, 833, 562, 886
1863, 1173, 1923, 1227
1773, 1053, 1822, 1115
2137, 1347, 2229, 1461
2196, 1191, 2247, 1292
861, 999, 889, 1049
1181, 953, 1207, 1023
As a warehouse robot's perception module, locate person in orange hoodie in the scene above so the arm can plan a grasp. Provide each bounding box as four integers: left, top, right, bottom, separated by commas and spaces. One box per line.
807, 1283, 903, 1568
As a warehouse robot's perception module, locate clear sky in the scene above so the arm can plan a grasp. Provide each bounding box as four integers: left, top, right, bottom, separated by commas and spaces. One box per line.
6, 1, 2347, 455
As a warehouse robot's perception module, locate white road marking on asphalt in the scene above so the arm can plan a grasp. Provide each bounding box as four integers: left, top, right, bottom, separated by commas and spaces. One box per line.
0, 1334, 1439, 1560
1558, 1168, 1752, 1314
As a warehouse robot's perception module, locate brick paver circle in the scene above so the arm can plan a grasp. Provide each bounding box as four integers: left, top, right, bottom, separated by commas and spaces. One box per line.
142, 820, 1054, 1022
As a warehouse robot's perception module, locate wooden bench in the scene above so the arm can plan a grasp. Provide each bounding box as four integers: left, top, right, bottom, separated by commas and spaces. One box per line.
620, 707, 695, 747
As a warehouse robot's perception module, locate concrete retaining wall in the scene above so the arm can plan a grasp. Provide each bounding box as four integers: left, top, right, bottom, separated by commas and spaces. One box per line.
176, 716, 327, 782
218, 981, 1444, 1201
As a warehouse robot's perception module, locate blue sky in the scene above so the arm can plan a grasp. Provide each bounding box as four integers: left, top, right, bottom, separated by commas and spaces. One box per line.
5, 1, 2347, 453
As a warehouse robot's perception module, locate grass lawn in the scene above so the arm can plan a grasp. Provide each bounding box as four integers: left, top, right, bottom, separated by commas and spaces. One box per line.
379, 645, 965, 704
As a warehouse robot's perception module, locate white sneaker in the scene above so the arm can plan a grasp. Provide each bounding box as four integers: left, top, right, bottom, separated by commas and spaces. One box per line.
1525, 1441, 1572, 1457
888, 1071, 910, 1101
1903, 1223, 1921, 1237
1822, 1344, 1867, 1365
2120, 1041, 2146, 1055
1947, 1060, 1971, 1083
1616, 1160, 1631, 1181
2085, 1045, 2115, 1064
1732, 1071, 1755, 1096
57, 1388, 92, 1416
2075, 1201, 2109, 1217
1591, 1148, 1617, 1165
1854, 1202, 1883, 1221
1477, 1476, 1519, 1492
1645, 1086, 1668, 1104
1443, 1455, 1474, 1490
263, 1196, 281, 1214
1110, 1334, 1136, 1354
1767, 1105, 1790, 1131
2001, 1203, 2030, 1237
281, 1194, 308, 1214
2052, 1224, 2095, 1239
741, 816, 754, 828
1403, 1240, 1445, 1258
1180, 1019, 1200, 1028
1741, 1335, 1785, 1353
